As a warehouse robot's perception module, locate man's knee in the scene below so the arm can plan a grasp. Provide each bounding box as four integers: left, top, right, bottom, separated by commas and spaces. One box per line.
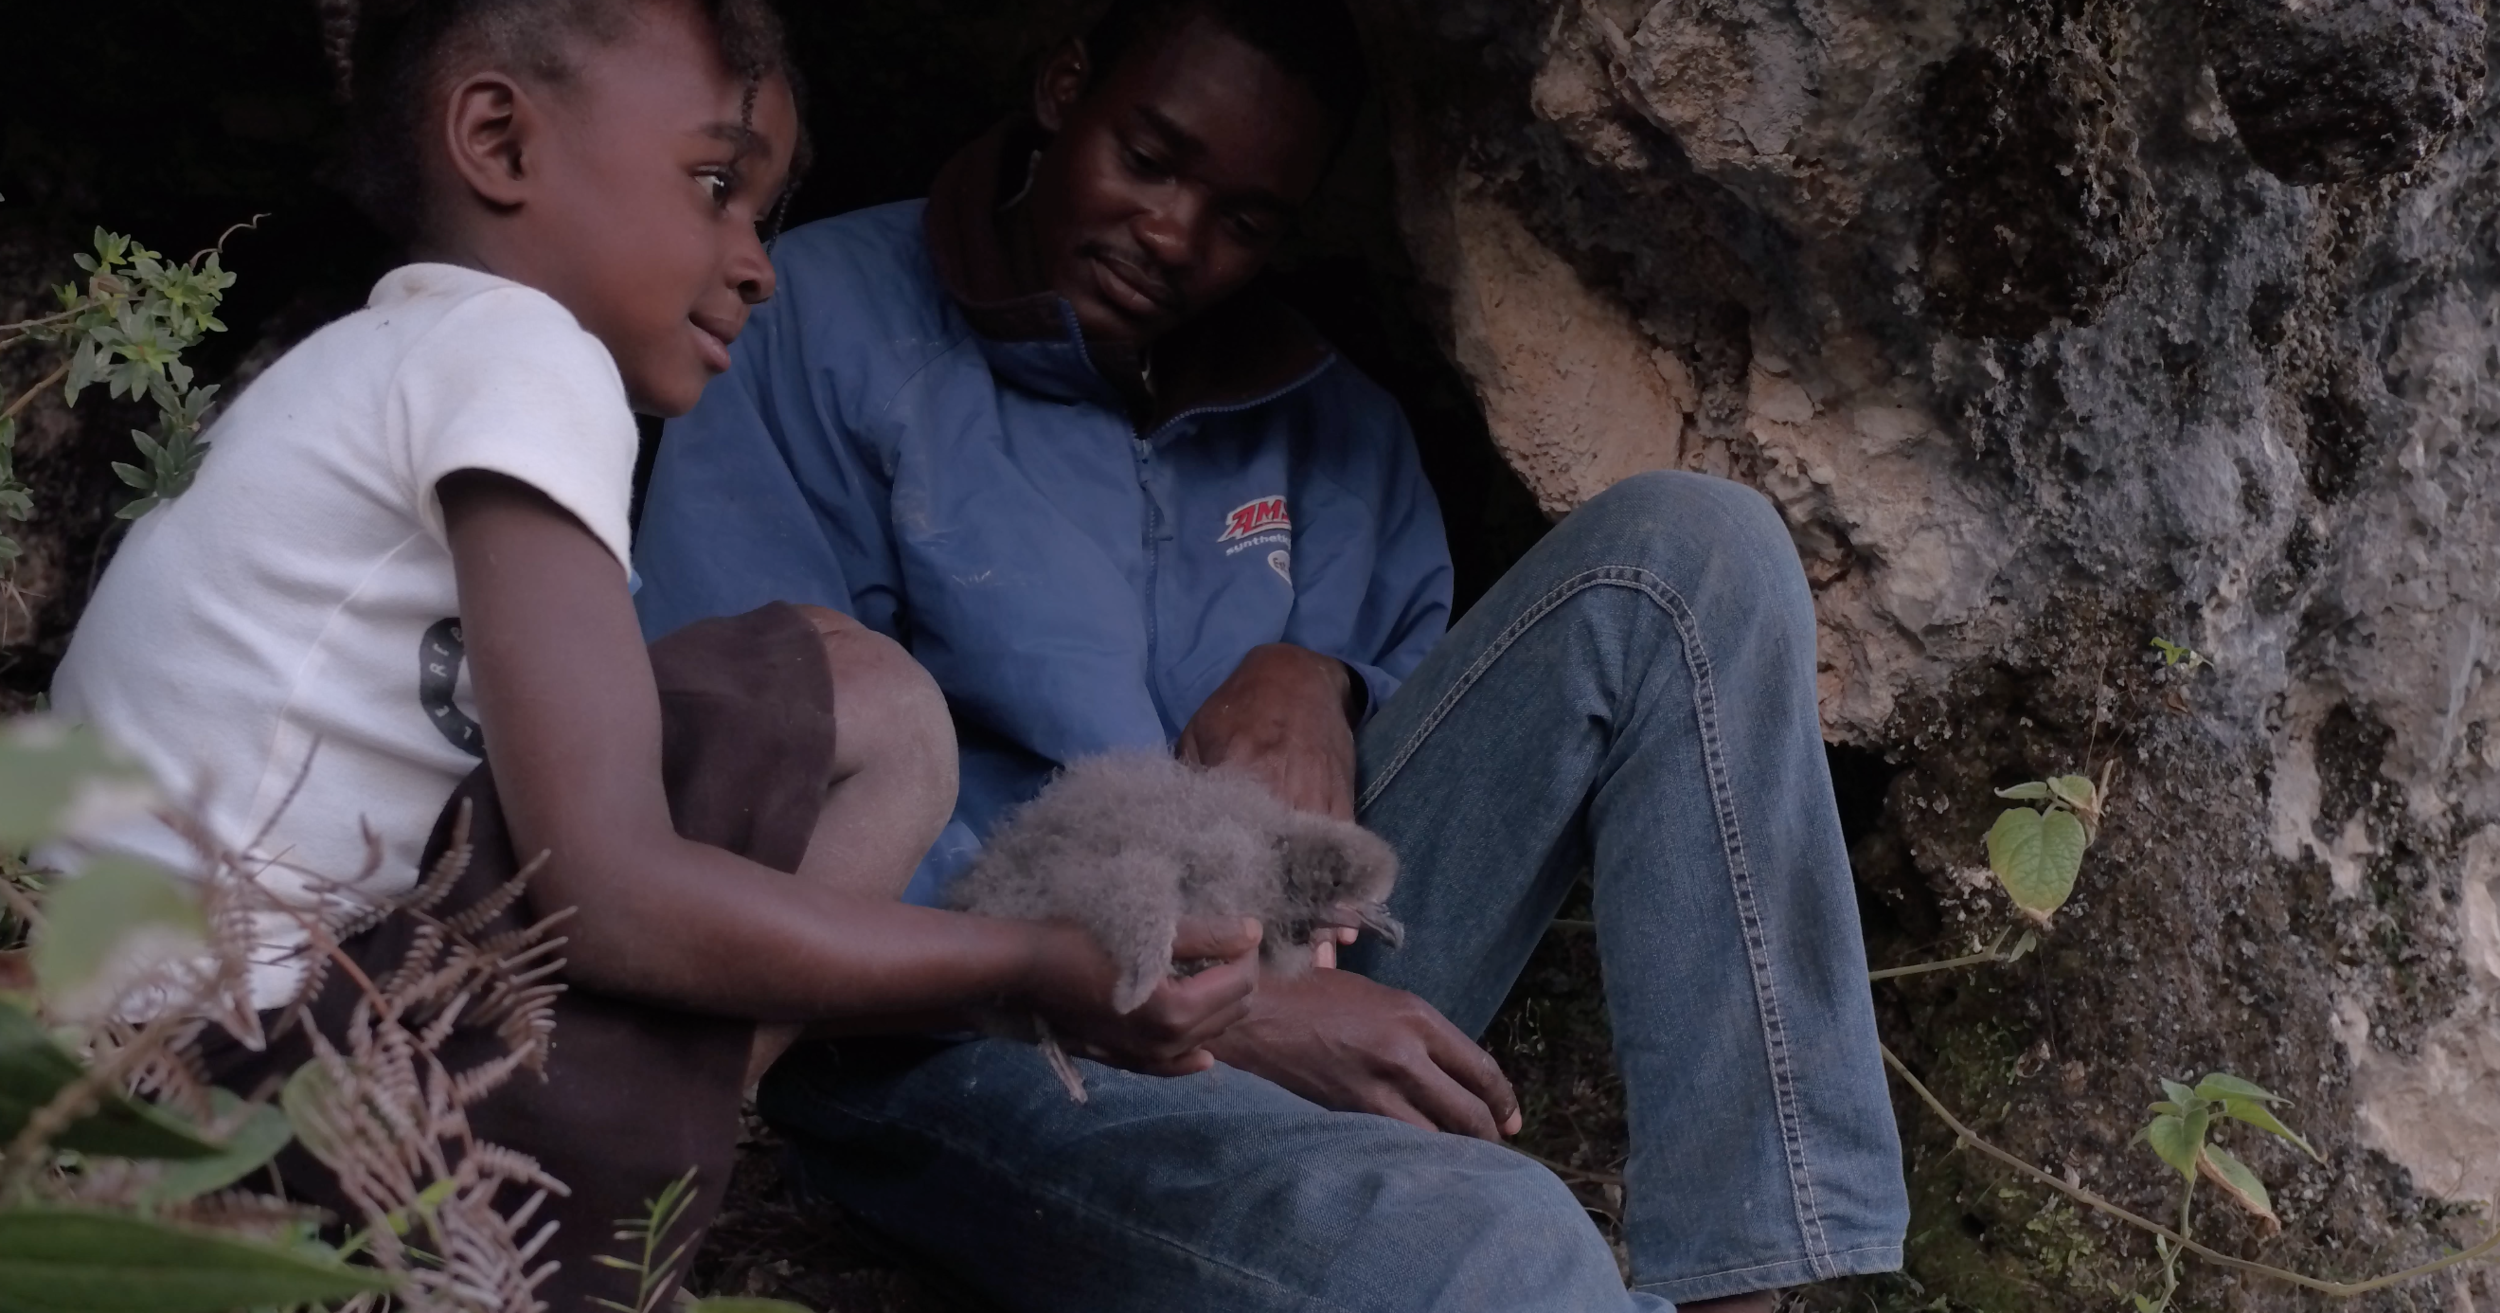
1566, 472, 1810, 621
1389, 1147, 1632, 1306
1582, 470, 1791, 561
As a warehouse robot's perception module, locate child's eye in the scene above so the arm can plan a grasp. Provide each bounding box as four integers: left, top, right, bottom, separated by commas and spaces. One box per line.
697, 169, 737, 207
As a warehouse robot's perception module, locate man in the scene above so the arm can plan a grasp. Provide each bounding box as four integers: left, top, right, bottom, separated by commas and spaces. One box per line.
633, 0, 1910, 1307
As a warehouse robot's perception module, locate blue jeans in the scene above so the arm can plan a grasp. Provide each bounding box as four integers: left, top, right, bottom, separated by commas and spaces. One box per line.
761, 472, 1909, 1310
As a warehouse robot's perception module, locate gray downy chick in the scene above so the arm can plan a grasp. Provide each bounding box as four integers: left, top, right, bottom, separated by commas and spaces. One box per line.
944, 752, 1404, 1100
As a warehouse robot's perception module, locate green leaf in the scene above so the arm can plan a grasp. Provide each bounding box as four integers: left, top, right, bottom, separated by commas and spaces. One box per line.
108, 462, 148, 491
137, 1096, 293, 1206
2197, 1142, 2279, 1228
2158, 1077, 2198, 1108
0, 722, 156, 851
1993, 782, 2052, 801
2142, 1106, 2209, 1181
0, 1003, 219, 1160
33, 857, 206, 1019
2213, 1097, 2322, 1162
1985, 807, 2087, 922
2046, 774, 2098, 812
2192, 1073, 2280, 1105
0, 1208, 388, 1312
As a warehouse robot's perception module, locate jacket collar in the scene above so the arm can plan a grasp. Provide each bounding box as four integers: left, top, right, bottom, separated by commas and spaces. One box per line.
923, 118, 1335, 428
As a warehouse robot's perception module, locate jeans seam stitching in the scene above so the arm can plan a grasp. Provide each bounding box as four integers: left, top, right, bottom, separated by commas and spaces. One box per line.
1659, 563, 1835, 1270
1358, 564, 1837, 1267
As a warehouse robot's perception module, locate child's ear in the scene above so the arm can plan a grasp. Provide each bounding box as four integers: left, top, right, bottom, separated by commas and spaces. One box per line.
441, 71, 537, 209
1032, 38, 1092, 134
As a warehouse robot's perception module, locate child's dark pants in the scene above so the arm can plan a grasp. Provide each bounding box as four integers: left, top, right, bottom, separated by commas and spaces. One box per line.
206, 603, 836, 1311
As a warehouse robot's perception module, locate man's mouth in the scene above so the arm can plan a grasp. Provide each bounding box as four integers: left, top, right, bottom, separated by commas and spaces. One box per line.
1087, 249, 1182, 322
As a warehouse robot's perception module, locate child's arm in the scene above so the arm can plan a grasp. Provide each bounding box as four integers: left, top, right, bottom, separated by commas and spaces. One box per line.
441, 470, 1253, 1072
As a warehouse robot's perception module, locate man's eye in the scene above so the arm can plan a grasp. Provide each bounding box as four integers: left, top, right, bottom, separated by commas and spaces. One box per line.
1225, 212, 1276, 243
1124, 147, 1170, 180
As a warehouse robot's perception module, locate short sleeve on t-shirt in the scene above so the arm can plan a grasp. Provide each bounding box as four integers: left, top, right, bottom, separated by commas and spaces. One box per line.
391, 278, 640, 572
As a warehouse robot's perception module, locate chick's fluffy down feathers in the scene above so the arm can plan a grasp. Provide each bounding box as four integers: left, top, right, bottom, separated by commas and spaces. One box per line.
946, 753, 1404, 1015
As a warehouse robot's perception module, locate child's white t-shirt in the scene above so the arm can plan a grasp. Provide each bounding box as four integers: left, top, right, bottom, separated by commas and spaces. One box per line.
51, 263, 639, 1007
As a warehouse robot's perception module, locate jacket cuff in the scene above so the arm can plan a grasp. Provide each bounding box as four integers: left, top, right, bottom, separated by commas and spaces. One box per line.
1341, 660, 1400, 730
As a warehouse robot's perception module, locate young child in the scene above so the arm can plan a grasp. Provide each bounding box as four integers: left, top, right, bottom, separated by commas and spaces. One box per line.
47, 0, 1260, 1305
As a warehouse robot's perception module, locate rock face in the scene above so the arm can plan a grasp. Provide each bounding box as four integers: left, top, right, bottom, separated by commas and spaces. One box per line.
1366, 0, 2500, 1306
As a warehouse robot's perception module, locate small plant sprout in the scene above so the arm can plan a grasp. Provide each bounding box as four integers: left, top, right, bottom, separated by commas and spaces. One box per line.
2149, 637, 2211, 672
1984, 763, 2113, 926
2131, 1074, 2323, 1312
1866, 756, 2500, 1305
593, 1170, 807, 1313
594, 1168, 702, 1313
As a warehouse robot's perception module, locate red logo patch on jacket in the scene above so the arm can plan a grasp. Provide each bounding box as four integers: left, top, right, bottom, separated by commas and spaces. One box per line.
1218, 496, 1291, 542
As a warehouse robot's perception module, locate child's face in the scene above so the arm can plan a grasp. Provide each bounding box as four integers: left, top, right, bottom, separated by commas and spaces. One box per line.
506, 2, 799, 416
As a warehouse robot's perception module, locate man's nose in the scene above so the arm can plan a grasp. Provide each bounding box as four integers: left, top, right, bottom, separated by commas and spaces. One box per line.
1133, 192, 1203, 273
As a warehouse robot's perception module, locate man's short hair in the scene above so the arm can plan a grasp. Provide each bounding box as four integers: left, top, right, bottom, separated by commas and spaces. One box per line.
1082, 0, 1370, 132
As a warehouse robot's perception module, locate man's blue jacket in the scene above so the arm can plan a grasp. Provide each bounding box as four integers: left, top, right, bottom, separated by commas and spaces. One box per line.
633, 125, 1454, 904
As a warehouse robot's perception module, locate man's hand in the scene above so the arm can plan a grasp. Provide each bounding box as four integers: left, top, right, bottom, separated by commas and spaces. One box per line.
1205, 967, 1523, 1141
1177, 643, 1357, 819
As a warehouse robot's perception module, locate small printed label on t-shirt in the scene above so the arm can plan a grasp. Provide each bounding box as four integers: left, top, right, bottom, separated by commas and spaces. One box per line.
419, 618, 485, 758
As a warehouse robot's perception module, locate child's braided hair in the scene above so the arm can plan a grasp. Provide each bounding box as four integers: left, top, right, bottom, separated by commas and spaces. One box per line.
317, 0, 803, 241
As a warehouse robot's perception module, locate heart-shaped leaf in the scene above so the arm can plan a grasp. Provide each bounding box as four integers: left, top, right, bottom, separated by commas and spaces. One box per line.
2142, 1106, 2209, 1181
1986, 807, 2087, 922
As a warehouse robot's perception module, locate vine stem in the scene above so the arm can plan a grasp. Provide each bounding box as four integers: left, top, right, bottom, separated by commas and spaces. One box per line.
1, 362, 71, 426
1868, 947, 2021, 981
0, 311, 78, 351
1880, 1043, 2500, 1297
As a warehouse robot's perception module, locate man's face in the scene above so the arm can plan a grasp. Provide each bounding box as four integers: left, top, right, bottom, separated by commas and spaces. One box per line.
514, 2, 799, 415
1022, 16, 1338, 348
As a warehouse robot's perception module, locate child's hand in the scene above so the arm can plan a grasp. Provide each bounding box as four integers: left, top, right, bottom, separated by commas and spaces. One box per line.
1027, 916, 1261, 1077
